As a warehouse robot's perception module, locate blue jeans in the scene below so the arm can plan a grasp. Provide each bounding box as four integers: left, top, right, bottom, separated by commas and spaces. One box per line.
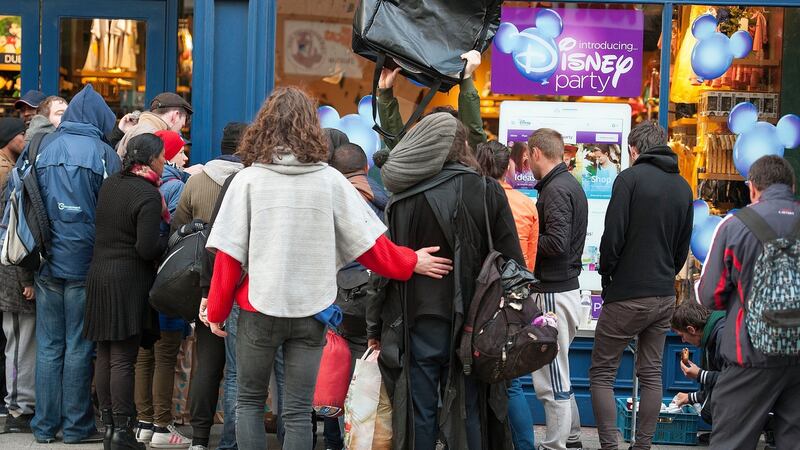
219, 305, 239, 450
30, 276, 96, 442
273, 346, 317, 448
235, 311, 325, 450
508, 377, 536, 450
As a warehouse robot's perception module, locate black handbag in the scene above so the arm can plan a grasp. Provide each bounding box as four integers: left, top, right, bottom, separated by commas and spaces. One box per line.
352, 0, 502, 140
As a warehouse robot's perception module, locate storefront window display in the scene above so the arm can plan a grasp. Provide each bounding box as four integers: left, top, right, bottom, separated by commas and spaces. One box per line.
0, 15, 21, 115
59, 18, 147, 117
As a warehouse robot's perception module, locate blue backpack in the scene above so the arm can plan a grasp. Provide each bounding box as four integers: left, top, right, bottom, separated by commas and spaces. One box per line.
735, 208, 800, 356
0, 133, 52, 271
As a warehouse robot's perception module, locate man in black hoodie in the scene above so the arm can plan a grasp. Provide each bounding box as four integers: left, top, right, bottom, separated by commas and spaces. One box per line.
528, 128, 588, 450
590, 120, 693, 450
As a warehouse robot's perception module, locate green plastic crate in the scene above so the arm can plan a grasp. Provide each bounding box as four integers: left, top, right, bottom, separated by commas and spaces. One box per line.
616, 398, 699, 445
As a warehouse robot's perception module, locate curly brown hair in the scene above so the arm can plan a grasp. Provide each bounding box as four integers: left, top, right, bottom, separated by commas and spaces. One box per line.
236, 87, 328, 166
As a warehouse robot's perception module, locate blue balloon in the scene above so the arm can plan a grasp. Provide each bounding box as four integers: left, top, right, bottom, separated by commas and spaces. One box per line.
318, 106, 340, 129
690, 14, 752, 82
691, 215, 723, 264
733, 122, 785, 179
495, 22, 520, 54
729, 30, 753, 59
339, 114, 381, 168
358, 95, 379, 127
691, 14, 718, 40
494, 10, 564, 85
693, 199, 710, 228
691, 33, 734, 81
728, 102, 758, 135
776, 114, 800, 149
535, 8, 563, 39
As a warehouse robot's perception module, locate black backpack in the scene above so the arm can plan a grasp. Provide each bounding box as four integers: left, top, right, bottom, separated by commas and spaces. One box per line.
334, 264, 373, 339
352, 0, 502, 140
149, 174, 236, 321
457, 181, 558, 384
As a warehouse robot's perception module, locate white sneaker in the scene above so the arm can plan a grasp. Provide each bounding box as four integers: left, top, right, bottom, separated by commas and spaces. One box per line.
150, 424, 192, 448
135, 422, 154, 443
189, 446, 208, 450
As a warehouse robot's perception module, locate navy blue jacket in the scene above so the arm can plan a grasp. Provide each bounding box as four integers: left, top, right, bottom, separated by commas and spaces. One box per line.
34, 85, 121, 280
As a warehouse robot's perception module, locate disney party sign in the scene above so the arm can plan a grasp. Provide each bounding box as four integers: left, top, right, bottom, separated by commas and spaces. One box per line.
492, 7, 644, 97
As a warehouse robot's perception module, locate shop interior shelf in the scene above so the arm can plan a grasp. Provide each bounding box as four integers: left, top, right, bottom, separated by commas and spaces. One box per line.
76, 70, 139, 79
697, 173, 744, 181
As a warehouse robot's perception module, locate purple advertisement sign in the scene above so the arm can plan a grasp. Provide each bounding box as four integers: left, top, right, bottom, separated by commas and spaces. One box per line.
591, 294, 604, 320
492, 7, 644, 97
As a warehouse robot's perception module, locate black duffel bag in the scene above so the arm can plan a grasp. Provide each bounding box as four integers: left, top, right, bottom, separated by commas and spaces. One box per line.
149, 174, 238, 321
149, 220, 209, 321
353, 0, 502, 139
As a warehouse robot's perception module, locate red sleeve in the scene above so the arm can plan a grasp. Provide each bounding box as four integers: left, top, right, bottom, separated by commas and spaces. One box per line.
207, 251, 242, 323
356, 235, 417, 281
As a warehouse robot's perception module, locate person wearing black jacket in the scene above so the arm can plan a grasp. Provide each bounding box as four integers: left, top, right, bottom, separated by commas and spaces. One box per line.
590, 120, 693, 450
372, 113, 524, 450
527, 128, 588, 450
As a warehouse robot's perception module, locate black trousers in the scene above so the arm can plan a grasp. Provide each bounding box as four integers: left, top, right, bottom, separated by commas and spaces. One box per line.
95, 335, 141, 416
189, 322, 226, 445
409, 316, 481, 450
710, 364, 800, 450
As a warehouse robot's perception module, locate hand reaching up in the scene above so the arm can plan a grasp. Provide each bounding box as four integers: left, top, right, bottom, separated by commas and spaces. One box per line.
379, 68, 402, 90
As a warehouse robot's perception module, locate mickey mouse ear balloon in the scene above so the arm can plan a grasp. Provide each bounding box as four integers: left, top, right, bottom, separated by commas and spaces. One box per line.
690, 13, 753, 82
728, 101, 800, 179
317, 98, 383, 168
494, 9, 564, 85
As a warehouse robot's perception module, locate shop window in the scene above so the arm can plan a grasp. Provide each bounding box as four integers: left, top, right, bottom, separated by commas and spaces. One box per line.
0, 15, 22, 116
274, 1, 377, 118
665, 5, 796, 206
59, 18, 147, 117
274, 1, 663, 142
178, 0, 193, 106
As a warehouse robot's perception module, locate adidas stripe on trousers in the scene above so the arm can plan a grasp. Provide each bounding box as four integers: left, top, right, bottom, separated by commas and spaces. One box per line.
532, 290, 582, 450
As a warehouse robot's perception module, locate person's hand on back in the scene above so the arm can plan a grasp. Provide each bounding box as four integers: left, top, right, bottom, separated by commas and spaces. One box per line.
378, 68, 402, 90
461, 50, 482, 78
413, 246, 453, 279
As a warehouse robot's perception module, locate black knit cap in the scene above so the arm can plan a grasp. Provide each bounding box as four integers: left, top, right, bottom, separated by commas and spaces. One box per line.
221, 122, 248, 155
0, 117, 25, 149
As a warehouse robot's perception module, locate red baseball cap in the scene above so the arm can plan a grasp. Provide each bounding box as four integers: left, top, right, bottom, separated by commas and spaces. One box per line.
154, 130, 185, 161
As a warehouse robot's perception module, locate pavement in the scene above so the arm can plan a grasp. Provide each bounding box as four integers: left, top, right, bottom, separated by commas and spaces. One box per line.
1, 421, 741, 450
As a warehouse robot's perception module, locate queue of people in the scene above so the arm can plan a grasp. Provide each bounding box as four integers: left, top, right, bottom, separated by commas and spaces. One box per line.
0, 57, 797, 450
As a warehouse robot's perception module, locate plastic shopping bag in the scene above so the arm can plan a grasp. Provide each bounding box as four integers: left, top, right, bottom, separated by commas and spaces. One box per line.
313, 330, 353, 417
343, 348, 392, 450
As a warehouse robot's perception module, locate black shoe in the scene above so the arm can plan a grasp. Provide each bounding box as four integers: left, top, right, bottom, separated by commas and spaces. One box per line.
566, 441, 583, 450
2, 413, 33, 433
65, 430, 105, 444
698, 432, 711, 445
111, 415, 146, 450
101, 409, 114, 450
35, 436, 57, 444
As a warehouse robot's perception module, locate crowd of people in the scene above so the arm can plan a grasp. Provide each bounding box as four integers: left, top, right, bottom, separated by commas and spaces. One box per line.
0, 53, 797, 450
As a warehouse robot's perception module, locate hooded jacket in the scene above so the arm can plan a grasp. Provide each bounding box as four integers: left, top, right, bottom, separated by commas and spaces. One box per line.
533, 162, 588, 293
171, 157, 244, 233
599, 146, 694, 302
116, 111, 170, 158
24, 115, 56, 143
698, 183, 800, 368
34, 85, 121, 280
172, 157, 245, 298
159, 163, 188, 235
